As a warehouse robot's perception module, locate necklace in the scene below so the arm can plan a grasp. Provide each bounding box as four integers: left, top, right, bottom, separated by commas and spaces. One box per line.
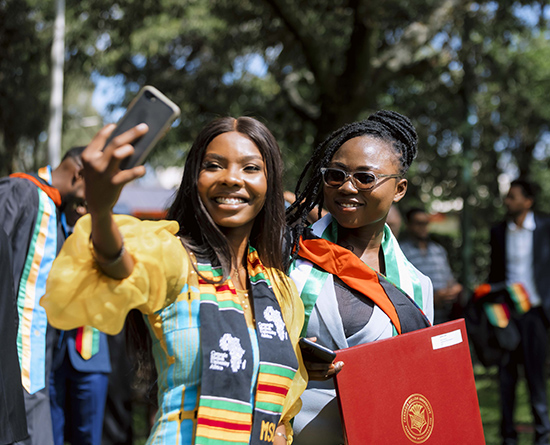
232, 263, 253, 320
231, 265, 247, 289
231, 265, 247, 276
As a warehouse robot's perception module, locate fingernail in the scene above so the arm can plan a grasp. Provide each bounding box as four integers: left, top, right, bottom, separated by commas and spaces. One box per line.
137, 123, 148, 131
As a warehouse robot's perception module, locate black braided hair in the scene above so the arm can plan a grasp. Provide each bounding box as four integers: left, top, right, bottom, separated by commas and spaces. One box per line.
285, 110, 418, 267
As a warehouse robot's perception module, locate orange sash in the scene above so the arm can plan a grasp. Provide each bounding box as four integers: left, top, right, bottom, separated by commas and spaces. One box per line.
298, 237, 403, 334
10, 172, 61, 207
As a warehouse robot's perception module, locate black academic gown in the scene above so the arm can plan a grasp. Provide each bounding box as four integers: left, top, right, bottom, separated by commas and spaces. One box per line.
0, 225, 29, 443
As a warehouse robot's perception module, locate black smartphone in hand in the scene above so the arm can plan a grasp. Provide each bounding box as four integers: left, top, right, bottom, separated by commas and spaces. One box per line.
102, 85, 181, 170
299, 338, 337, 363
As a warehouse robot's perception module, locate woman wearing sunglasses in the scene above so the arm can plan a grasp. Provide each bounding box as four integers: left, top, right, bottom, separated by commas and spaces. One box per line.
286, 110, 434, 444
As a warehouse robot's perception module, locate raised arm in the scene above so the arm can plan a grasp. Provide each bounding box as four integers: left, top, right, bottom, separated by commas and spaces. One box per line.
81, 123, 149, 279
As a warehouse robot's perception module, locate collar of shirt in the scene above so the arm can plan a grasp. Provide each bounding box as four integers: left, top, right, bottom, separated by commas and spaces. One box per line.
507, 211, 536, 232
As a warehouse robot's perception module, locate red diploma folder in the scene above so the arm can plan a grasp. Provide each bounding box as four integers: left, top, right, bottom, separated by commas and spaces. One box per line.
334, 319, 485, 444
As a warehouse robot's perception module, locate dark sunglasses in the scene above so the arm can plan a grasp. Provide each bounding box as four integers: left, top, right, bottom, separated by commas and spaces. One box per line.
320, 167, 401, 191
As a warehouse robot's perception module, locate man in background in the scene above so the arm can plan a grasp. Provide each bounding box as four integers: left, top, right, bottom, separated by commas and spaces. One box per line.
400, 208, 462, 325
0, 147, 86, 445
489, 179, 550, 445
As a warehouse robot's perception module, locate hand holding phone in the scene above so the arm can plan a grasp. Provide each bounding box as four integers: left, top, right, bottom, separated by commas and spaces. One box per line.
81, 123, 150, 217
299, 337, 337, 364
299, 338, 343, 381
102, 85, 181, 170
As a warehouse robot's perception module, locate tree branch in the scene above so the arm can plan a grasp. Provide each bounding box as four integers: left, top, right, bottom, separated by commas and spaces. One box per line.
372, 0, 461, 72
280, 71, 320, 121
263, 0, 330, 91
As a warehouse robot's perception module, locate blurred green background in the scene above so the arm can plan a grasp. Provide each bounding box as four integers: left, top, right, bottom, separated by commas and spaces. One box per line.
3, 0, 550, 288
3, 1, 550, 443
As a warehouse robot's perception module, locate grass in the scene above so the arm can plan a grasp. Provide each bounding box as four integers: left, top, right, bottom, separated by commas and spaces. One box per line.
476, 364, 540, 445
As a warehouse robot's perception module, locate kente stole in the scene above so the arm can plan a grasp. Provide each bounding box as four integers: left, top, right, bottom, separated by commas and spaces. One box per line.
75, 325, 101, 359
195, 247, 298, 445
474, 282, 531, 328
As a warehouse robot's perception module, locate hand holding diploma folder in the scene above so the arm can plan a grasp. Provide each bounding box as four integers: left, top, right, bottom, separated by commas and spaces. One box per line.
334, 319, 485, 444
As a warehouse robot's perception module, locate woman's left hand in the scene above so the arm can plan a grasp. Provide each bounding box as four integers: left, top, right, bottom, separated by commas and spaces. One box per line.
304, 359, 344, 381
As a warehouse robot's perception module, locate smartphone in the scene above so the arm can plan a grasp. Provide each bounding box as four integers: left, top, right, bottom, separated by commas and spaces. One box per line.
299, 338, 337, 363
103, 85, 181, 170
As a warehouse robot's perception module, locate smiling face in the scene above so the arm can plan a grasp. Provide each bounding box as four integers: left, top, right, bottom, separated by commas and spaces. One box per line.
323, 135, 407, 232
197, 131, 268, 235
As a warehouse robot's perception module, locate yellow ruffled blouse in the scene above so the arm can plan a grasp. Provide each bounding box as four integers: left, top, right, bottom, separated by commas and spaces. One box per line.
41, 214, 307, 444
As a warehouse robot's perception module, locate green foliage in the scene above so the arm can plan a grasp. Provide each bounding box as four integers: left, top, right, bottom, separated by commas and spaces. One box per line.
0, 0, 53, 174
3, 0, 550, 283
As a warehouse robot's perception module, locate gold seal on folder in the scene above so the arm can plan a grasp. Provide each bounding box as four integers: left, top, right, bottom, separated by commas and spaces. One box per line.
401, 393, 434, 443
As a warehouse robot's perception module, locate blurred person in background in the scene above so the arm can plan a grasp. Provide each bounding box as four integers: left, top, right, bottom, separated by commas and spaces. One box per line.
489, 179, 550, 445
400, 208, 462, 325
0, 146, 86, 445
0, 225, 28, 444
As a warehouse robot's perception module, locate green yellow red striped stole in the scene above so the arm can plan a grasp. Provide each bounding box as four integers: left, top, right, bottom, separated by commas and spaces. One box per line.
75, 326, 101, 359
507, 283, 531, 314
195, 247, 298, 445
474, 282, 531, 328
483, 301, 512, 328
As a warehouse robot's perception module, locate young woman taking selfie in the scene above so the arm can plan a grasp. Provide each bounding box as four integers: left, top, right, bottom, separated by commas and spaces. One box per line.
41, 117, 307, 445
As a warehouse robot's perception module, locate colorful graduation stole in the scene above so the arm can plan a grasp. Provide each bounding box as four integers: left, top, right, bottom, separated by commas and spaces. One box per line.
195, 247, 298, 445
482, 301, 512, 328
75, 326, 101, 360
11, 166, 59, 393
290, 215, 426, 336
474, 282, 531, 328
507, 283, 531, 314
296, 235, 430, 335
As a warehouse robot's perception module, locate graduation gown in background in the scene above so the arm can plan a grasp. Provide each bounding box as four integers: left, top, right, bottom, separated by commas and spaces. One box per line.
0, 225, 29, 443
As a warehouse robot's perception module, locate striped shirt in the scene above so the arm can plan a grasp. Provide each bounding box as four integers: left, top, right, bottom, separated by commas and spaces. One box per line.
399, 238, 454, 292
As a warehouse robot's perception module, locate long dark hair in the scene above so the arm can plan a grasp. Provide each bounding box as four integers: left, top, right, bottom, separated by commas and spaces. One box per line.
128, 116, 286, 389
167, 116, 286, 274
